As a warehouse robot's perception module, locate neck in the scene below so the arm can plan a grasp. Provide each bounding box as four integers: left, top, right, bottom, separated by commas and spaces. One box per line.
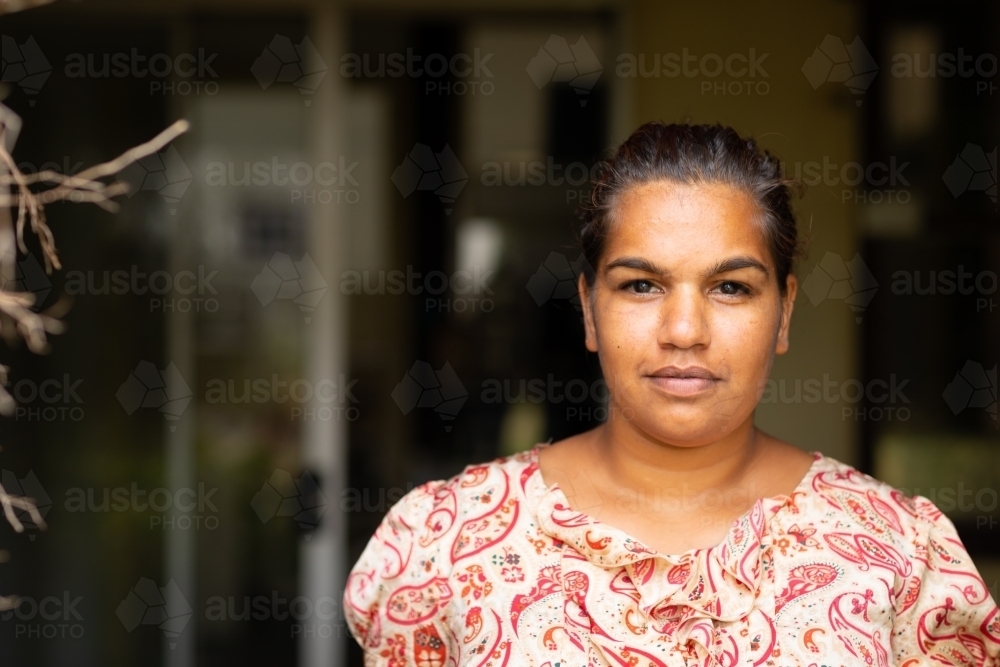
591, 411, 761, 501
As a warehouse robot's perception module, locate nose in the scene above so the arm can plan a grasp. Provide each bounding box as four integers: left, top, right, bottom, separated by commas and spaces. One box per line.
656, 284, 710, 349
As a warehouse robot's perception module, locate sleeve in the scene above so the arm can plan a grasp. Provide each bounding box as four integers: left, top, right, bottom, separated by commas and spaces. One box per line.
891, 496, 1000, 667
343, 480, 456, 667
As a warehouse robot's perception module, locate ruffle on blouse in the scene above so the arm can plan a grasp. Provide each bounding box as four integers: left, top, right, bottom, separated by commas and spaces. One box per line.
532, 458, 810, 659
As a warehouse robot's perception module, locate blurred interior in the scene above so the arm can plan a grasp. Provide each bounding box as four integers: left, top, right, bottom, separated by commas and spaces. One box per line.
0, 0, 996, 665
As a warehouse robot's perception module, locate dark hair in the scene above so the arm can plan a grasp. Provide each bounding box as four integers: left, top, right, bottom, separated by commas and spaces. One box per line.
578, 122, 802, 293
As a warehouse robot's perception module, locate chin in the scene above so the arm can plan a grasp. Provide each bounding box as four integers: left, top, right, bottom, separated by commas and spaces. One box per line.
632, 410, 742, 448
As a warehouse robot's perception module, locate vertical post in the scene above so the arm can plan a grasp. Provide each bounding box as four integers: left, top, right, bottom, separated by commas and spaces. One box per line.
165, 20, 196, 667
164, 316, 195, 667
301, 4, 349, 667
164, 160, 196, 667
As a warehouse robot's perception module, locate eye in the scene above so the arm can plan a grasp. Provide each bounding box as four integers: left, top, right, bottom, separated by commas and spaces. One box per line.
622, 279, 657, 294
716, 280, 751, 297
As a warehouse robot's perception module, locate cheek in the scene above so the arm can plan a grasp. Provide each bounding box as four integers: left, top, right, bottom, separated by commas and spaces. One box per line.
592, 296, 663, 353
710, 305, 780, 372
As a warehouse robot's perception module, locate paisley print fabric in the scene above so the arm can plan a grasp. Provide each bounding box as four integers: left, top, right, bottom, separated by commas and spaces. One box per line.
344, 447, 1000, 666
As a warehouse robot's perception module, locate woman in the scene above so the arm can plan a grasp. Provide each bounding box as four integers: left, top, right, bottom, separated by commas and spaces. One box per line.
345, 123, 1000, 666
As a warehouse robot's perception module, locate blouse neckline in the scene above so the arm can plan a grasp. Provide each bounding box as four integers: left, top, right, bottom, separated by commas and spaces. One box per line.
522, 445, 826, 627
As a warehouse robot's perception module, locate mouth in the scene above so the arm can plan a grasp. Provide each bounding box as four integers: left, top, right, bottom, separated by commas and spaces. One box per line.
646, 366, 720, 397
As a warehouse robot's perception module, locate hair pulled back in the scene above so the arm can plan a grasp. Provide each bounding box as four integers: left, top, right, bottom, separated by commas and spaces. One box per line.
579, 122, 802, 293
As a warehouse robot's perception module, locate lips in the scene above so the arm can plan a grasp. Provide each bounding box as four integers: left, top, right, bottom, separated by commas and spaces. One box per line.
646, 366, 720, 397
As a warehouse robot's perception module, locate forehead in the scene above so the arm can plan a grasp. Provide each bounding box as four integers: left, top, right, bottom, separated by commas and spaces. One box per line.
606, 180, 769, 263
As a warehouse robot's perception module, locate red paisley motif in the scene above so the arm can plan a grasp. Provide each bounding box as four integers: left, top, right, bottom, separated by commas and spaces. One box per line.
386, 577, 453, 625
775, 563, 839, 614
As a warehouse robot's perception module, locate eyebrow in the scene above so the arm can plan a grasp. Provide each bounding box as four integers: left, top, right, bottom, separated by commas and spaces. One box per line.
605, 256, 664, 274
604, 255, 770, 279
705, 256, 770, 279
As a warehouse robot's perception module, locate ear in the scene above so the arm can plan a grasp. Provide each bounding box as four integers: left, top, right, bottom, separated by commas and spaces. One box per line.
578, 272, 599, 353
775, 274, 797, 355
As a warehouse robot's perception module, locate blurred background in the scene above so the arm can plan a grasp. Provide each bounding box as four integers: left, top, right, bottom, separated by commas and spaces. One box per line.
0, 0, 995, 664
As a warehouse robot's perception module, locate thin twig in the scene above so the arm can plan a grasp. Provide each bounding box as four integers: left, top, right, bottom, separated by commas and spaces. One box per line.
0, 118, 190, 273
0, 480, 45, 533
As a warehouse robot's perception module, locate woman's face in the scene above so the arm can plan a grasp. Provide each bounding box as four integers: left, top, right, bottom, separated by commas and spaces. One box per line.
579, 180, 797, 447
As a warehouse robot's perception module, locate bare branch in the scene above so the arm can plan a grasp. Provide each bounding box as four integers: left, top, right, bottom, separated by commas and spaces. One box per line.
0, 479, 45, 533
38, 119, 190, 207
0, 107, 188, 541
0, 290, 65, 354
0, 117, 190, 273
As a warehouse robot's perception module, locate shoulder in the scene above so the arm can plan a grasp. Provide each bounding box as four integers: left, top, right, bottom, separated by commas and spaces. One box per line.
772, 456, 1000, 664
390, 448, 539, 537
796, 455, 991, 599
802, 454, 955, 540
356, 448, 537, 569
343, 449, 539, 648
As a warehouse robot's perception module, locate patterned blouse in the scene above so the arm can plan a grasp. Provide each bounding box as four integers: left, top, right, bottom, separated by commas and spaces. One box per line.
344, 447, 1000, 666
